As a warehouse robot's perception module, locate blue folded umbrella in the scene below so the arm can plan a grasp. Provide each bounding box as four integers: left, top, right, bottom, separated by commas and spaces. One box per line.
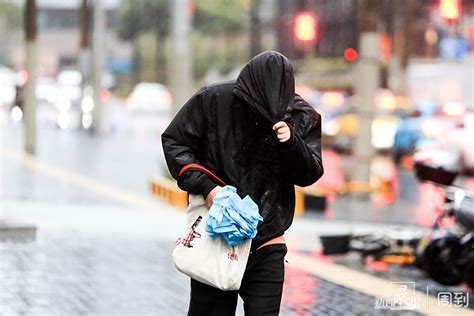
206, 186, 263, 246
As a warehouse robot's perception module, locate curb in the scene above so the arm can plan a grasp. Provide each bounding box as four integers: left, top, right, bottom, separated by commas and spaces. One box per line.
0, 221, 37, 240
149, 178, 391, 215
150, 177, 306, 216
150, 177, 188, 208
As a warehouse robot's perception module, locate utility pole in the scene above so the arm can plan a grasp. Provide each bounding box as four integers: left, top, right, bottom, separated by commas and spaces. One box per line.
92, 0, 105, 134
24, 0, 37, 154
389, 0, 413, 95
249, 0, 262, 58
276, 0, 294, 58
79, 0, 91, 102
351, 0, 381, 197
170, 0, 193, 114
0, 9, 7, 64
0, 0, 37, 238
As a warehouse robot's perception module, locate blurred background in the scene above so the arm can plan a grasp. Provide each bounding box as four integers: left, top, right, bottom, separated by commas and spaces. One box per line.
1, 0, 473, 315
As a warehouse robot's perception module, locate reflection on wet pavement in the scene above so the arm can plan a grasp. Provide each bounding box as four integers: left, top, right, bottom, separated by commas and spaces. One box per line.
1, 230, 427, 316
281, 266, 423, 316
302, 250, 474, 311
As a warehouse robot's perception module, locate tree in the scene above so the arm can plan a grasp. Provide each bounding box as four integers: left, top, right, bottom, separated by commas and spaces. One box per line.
193, 0, 247, 35
0, 1, 22, 64
117, 0, 248, 83
0, 1, 22, 28
117, 0, 170, 40
193, 0, 248, 77
249, 0, 261, 58
117, 0, 170, 83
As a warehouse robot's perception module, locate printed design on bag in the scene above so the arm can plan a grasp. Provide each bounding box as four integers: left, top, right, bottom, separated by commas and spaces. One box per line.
228, 246, 238, 261
176, 216, 202, 248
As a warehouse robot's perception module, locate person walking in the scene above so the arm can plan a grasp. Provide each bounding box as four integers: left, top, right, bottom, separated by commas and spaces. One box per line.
162, 51, 324, 316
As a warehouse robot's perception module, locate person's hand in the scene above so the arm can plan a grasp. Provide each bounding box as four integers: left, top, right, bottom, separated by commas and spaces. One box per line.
206, 186, 222, 208
273, 121, 291, 142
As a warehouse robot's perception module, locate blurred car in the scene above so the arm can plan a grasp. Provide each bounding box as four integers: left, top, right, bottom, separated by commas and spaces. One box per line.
393, 114, 460, 163
415, 113, 474, 176
0, 66, 17, 109
54, 70, 112, 130
323, 112, 400, 153
126, 82, 172, 113
36, 77, 59, 105
52, 69, 82, 129
57, 69, 82, 106
102, 71, 117, 90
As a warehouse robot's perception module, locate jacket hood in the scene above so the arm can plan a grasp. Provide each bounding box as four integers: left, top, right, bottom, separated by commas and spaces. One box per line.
233, 51, 295, 124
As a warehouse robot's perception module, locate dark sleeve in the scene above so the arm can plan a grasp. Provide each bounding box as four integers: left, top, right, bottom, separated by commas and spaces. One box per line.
279, 96, 324, 187
161, 87, 217, 197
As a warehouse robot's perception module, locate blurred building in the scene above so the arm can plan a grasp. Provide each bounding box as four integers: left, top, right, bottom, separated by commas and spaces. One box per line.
5, 0, 132, 76
277, 0, 474, 60
276, 0, 473, 111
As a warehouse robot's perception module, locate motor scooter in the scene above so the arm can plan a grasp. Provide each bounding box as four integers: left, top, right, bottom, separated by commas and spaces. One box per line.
414, 160, 474, 288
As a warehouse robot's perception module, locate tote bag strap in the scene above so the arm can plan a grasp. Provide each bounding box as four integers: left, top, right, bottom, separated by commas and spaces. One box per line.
179, 163, 225, 187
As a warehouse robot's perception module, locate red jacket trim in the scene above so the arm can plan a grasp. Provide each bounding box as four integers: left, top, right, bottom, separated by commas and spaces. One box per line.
179, 164, 225, 187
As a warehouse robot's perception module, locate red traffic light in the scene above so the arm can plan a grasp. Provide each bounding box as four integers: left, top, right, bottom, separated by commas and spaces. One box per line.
344, 48, 358, 62
294, 12, 317, 42
440, 0, 460, 20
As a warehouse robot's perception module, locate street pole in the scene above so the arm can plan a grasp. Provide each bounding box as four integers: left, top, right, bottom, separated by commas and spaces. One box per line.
0, 10, 7, 64
249, 0, 262, 58
24, 0, 37, 155
92, 0, 105, 134
351, 0, 381, 198
1, 0, 38, 237
276, 0, 294, 58
79, 0, 91, 109
170, 0, 193, 114
389, 0, 413, 96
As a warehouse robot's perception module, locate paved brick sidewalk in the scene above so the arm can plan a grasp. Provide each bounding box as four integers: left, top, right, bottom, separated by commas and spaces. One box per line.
1, 230, 425, 316
331, 252, 474, 310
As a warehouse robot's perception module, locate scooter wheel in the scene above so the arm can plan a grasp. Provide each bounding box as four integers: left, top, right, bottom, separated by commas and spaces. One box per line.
464, 251, 474, 289
424, 236, 464, 286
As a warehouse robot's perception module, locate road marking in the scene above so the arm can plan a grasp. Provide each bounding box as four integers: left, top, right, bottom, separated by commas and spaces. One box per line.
289, 252, 472, 316
0, 147, 177, 212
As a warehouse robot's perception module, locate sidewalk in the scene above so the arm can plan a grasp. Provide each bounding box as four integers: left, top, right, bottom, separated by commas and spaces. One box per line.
0, 201, 423, 316
2, 200, 471, 315
1, 118, 472, 315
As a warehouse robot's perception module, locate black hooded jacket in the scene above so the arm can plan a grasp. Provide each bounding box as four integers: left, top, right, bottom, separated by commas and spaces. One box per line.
162, 51, 323, 249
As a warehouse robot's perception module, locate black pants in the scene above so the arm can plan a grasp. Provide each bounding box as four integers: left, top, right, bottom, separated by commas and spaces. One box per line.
187, 244, 287, 316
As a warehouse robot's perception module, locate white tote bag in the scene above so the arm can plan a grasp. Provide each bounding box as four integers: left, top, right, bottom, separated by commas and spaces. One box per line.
173, 194, 251, 291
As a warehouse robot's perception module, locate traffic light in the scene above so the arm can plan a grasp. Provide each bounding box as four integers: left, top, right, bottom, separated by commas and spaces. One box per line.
344, 48, 358, 62
293, 12, 318, 43
440, 0, 460, 20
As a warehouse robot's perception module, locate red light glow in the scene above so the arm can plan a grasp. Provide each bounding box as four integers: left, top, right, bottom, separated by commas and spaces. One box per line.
440, 0, 460, 20
101, 89, 110, 103
294, 13, 317, 42
344, 48, 358, 62
18, 69, 28, 86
